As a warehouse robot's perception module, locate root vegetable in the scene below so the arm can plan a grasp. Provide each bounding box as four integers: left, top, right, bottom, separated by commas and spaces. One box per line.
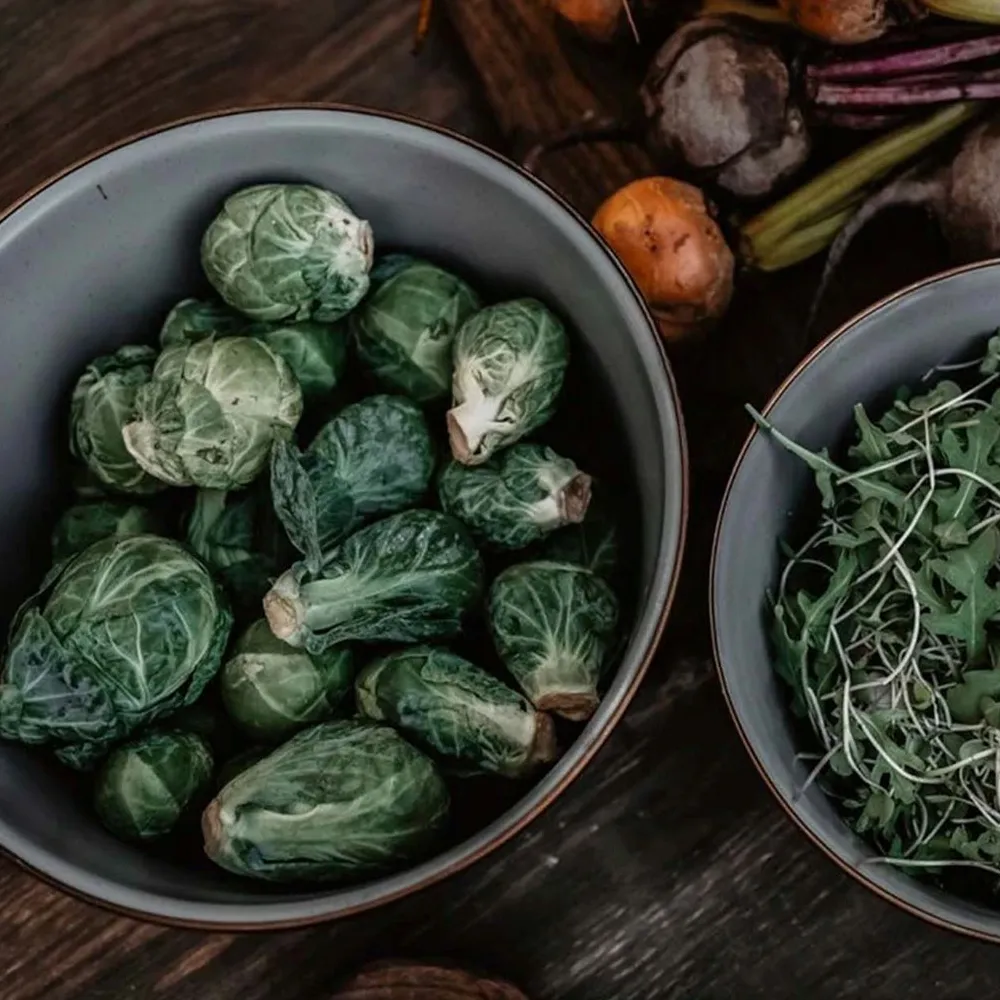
641, 17, 811, 197
592, 177, 735, 340
546, 0, 642, 41
778, 0, 924, 44
810, 115, 1000, 322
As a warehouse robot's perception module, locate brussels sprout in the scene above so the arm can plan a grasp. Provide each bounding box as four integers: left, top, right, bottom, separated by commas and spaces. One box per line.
161, 298, 349, 405
0, 535, 233, 763
160, 298, 244, 346
271, 395, 435, 567
122, 336, 303, 490
488, 561, 618, 722
540, 484, 620, 583
94, 730, 214, 841
264, 510, 483, 654
438, 443, 592, 550
221, 619, 354, 742
356, 646, 556, 778
245, 320, 348, 404
184, 486, 284, 612
216, 745, 269, 789
352, 258, 481, 403
69, 345, 165, 495
369, 253, 419, 287
51, 501, 163, 563
448, 299, 569, 466
202, 720, 449, 882
201, 184, 374, 323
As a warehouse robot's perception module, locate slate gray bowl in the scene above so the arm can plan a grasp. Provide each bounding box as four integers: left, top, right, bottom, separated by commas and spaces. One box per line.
0, 106, 687, 929
712, 260, 1000, 941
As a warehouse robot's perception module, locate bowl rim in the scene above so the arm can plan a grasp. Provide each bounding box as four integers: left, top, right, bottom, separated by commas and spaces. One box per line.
0, 101, 689, 931
710, 256, 1000, 944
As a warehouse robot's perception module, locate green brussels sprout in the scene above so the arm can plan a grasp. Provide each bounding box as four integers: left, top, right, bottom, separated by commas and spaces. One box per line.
202, 720, 449, 882
356, 646, 556, 778
244, 320, 348, 404
94, 729, 214, 841
438, 443, 592, 551
220, 619, 354, 742
369, 253, 419, 287
160, 298, 244, 346
184, 486, 285, 612
216, 745, 269, 789
264, 510, 483, 654
69, 345, 165, 495
200, 184, 374, 323
539, 483, 620, 583
122, 336, 303, 490
51, 501, 163, 563
488, 560, 618, 722
160, 299, 349, 406
270, 395, 435, 567
352, 258, 481, 403
448, 299, 569, 466
0, 534, 233, 763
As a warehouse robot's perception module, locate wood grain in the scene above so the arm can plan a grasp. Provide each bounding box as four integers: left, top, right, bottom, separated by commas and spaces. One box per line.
1, 2, 998, 1000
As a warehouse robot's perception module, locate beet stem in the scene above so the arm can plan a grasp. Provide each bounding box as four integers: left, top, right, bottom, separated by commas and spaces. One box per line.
922, 0, 1000, 25
754, 205, 860, 273
814, 77, 1000, 107
699, 0, 792, 25
811, 109, 915, 130
742, 103, 981, 262
808, 34, 1000, 82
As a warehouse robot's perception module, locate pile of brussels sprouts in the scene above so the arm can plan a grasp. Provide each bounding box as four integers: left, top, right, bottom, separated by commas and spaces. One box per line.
0, 183, 625, 884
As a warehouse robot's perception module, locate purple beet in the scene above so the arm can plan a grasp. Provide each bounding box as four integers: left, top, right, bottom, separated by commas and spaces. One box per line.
640, 17, 811, 199
810, 115, 1000, 325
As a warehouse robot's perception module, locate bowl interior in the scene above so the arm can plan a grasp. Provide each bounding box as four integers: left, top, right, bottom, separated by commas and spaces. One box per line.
0, 109, 685, 925
713, 261, 1000, 938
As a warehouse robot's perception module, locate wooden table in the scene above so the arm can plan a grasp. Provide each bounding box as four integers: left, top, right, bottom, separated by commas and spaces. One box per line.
0, 2, 998, 998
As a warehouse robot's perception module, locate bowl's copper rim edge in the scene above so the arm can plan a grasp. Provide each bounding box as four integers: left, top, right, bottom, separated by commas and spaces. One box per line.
0, 101, 690, 933
709, 256, 1000, 945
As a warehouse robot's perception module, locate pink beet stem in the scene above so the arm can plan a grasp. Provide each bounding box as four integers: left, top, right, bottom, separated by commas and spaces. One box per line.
808, 34, 1000, 82
814, 76, 1000, 107
811, 109, 914, 130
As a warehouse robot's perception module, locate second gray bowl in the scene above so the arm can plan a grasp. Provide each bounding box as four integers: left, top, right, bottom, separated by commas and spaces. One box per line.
712, 260, 1000, 941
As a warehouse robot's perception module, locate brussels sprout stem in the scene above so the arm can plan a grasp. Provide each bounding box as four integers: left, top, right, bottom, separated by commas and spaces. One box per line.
537, 688, 601, 722
741, 102, 981, 270
263, 572, 304, 644
447, 397, 502, 466
530, 713, 559, 765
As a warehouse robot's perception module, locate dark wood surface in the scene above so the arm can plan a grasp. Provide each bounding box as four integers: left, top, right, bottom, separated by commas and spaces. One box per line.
1, 2, 999, 998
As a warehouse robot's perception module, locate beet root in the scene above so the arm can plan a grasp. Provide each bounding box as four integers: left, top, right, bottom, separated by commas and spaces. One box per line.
641, 17, 810, 198
808, 115, 1000, 327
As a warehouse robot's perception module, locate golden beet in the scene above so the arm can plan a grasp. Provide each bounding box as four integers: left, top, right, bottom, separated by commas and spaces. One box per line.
592, 177, 735, 341
548, 0, 627, 42
778, 0, 896, 44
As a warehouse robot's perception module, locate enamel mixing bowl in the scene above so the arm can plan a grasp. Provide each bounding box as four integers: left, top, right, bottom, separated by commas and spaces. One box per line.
712, 261, 1000, 941
0, 106, 687, 928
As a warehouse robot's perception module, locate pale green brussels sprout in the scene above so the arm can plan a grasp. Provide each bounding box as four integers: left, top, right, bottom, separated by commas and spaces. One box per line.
160, 298, 349, 405
0, 535, 232, 765
94, 730, 214, 841
221, 619, 354, 742
160, 298, 244, 346
270, 395, 435, 567
438, 443, 592, 550
540, 484, 620, 583
488, 561, 618, 722
264, 510, 483, 654
69, 345, 165, 495
352, 258, 481, 403
202, 720, 449, 882
448, 299, 569, 466
184, 486, 284, 612
356, 646, 556, 778
51, 501, 163, 563
122, 336, 303, 490
201, 184, 374, 323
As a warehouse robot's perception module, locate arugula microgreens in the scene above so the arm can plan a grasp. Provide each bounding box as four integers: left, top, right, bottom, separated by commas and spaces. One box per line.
754, 335, 1000, 878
